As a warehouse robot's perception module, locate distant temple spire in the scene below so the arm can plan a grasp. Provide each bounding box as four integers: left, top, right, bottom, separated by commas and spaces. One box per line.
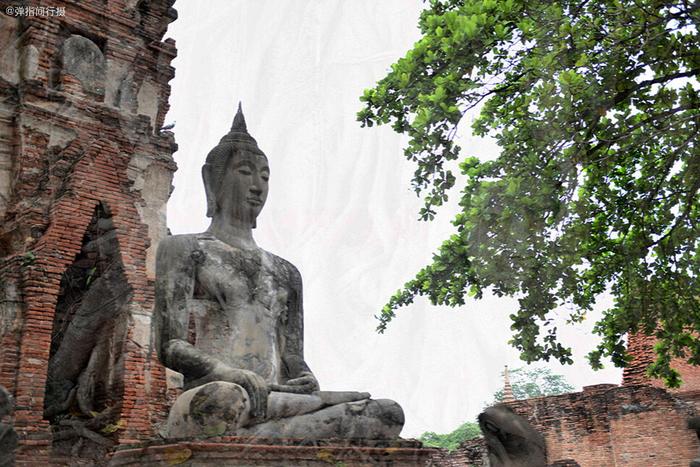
502, 365, 515, 402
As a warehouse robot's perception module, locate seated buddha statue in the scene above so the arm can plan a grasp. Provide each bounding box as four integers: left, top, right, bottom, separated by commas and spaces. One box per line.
153, 104, 404, 439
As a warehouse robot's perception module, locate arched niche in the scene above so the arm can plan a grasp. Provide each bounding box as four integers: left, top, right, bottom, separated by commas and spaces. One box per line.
43, 202, 131, 454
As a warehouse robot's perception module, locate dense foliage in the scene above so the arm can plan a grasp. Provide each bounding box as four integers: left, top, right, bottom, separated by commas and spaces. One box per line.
359, 0, 699, 386
419, 421, 482, 451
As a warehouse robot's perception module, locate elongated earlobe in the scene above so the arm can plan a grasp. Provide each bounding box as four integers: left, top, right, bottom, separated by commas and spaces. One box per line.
202, 165, 217, 218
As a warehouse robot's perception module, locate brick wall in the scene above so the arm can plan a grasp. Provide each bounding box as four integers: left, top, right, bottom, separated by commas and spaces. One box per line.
517, 384, 700, 466
0, 1, 177, 464
624, 332, 700, 392
436, 384, 700, 466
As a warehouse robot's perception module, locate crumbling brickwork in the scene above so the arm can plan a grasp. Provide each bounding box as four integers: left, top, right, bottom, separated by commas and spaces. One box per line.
508, 384, 700, 466
436, 384, 700, 466
0, 1, 177, 464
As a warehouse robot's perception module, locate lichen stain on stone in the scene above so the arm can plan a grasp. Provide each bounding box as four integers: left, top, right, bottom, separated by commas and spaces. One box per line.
316, 449, 336, 463
163, 446, 192, 465
202, 420, 227, 437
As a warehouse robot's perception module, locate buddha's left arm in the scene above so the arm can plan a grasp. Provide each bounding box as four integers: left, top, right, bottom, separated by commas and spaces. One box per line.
279, 262, 319, 393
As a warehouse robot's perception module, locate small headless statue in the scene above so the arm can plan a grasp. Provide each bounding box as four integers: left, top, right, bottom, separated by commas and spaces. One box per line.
154, 104, 404, 439
478, 405, 547, 467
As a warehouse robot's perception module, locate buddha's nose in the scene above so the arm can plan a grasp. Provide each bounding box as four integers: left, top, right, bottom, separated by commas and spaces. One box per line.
249, 185, 262, 195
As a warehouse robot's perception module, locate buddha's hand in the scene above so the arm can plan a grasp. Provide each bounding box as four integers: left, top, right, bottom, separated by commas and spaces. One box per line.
210, 363, 269, 420
285, 371, 320, 394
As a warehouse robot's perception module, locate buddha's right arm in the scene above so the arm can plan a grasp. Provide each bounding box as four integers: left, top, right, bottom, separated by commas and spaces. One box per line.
161, 339, 222, 381
153, 236, 221, 380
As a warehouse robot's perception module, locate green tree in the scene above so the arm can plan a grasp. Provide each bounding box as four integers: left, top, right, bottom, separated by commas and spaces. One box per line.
492, 366, 575, 403
419, 421, 482, 450
358, 0, 699, 386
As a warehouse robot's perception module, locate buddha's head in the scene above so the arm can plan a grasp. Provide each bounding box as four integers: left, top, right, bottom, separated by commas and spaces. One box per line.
202, 104, 269, 227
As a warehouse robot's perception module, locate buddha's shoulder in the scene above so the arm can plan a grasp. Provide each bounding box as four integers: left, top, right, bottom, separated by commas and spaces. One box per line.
260, 249, 302, 281
157, 233, 203, 251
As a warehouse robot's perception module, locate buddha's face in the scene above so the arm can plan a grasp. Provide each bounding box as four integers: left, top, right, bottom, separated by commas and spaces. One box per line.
216, 149, 269, 225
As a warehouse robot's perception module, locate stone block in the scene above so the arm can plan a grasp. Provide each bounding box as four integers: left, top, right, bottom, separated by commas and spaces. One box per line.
109, 437, 435, 467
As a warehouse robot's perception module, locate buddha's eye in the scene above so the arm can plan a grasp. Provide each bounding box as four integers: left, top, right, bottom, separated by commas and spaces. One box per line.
261, 174, 269, 182
237, 168, 252, 175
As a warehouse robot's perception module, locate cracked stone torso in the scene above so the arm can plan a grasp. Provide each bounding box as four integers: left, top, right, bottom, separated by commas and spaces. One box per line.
190, 235, 289, 384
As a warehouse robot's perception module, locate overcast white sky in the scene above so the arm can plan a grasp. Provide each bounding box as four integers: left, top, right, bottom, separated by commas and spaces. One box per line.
165, 0, 621, 438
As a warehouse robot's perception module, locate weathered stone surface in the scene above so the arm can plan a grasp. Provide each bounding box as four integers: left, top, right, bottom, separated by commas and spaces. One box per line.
0, 16, 20, 84
136, 79, 160, 131
129, 159, 173, 278
61, 35, 106, 95
316, 390, 371, 406
237, 397, 404, 439
166, 382, 251, 438
478, 404, 546, 467
154, 105, 404, 440
20, 45, 39, 81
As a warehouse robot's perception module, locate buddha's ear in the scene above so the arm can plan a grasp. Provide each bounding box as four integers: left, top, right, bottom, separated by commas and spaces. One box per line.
202, 165, 217, 218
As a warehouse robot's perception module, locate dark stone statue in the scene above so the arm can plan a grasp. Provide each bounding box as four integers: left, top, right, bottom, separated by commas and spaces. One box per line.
0, 385, 17, 467
154, 104, 404, 439
478, 405, 546, 467
687, 416, 700, 467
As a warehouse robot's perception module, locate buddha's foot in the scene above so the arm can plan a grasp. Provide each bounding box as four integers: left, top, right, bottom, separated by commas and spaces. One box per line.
164, 384, 404, 440
237, 397, 404, 440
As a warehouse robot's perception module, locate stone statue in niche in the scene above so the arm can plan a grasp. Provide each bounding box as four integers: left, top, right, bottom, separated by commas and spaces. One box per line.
43, 206, 129, 451
478, 404, 546, 467
154, 104, 404, 439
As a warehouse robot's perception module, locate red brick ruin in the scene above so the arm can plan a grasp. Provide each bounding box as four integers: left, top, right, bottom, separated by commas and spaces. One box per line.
0, 0, 177, 463
1, 1, 699, 466
434, 335, 700, 466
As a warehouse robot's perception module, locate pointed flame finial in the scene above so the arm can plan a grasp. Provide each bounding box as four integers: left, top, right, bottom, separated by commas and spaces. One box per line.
231, 101, 247, 132
216, 101, 258, 147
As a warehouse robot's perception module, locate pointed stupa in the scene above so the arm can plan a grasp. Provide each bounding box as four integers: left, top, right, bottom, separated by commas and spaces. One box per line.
502, 365, 515, 403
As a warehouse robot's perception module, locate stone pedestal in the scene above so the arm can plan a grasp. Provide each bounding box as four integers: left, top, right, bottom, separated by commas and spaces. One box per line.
109, 437, 436, 466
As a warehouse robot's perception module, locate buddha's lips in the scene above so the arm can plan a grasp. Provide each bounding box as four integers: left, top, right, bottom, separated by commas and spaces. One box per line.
247, 197, 263, 206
